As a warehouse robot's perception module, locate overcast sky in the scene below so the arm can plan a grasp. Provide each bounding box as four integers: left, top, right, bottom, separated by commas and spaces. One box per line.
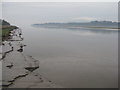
1, 2, 118, 26
2, 0, 119, 2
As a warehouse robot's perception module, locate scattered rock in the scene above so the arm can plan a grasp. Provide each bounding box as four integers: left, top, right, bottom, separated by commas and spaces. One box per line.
25, 66, 39, 72
6, 63, 13, 69
17, 48, 23, 52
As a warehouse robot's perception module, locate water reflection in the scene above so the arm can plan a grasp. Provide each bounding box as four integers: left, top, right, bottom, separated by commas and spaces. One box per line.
67, 28, 118, 34
23, 26, 118, 88
32, 25, 118, 35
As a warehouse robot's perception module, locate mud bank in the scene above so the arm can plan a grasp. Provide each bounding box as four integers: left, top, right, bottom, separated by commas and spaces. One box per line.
1, 28, 62, 88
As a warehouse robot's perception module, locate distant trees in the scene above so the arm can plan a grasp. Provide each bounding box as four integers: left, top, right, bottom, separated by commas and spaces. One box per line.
90, 20, 117, 24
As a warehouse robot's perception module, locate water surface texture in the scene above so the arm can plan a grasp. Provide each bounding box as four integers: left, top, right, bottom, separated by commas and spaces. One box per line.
23, 26, 118, 88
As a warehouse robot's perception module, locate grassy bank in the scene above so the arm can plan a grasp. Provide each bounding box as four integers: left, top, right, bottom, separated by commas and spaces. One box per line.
0, 25, 18, 38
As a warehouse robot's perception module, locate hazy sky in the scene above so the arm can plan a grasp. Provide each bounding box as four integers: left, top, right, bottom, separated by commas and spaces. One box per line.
2, 0, 119, 2
1, 2, 118, 26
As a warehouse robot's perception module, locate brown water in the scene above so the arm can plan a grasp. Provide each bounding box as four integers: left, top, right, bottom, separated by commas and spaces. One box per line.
22, 26, 118, 88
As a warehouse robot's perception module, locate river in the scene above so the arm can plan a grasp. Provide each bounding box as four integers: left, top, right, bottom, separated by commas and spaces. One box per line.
21, 26, 118, 88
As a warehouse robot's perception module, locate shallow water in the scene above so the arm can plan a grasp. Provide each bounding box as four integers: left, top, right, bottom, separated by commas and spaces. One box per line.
22, 26, 118, 88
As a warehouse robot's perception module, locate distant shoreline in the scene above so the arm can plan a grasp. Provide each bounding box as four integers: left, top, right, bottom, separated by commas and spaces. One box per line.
32, 21, 119, 31
32, 25, 119, 31
66, 26, 119, 30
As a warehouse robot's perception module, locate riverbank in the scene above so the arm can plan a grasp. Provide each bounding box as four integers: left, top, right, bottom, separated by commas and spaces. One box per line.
0, 20, 18, 44
1, 27, 62, 88
32, 21, 119, 31
1, 25, 18, 37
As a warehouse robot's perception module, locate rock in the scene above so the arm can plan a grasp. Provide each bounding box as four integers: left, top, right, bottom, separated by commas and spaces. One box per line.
25, 66, 39, 72
17, 48, 23, 52
6, 63, 13, 69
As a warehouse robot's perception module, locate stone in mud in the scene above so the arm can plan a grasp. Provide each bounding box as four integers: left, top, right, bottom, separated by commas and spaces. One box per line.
17, 48, 23, 52
25, 66, 39, 72
6, 63, 13, 69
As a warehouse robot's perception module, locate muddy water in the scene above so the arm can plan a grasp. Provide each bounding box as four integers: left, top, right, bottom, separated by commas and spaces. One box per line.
22, 26, 118, 88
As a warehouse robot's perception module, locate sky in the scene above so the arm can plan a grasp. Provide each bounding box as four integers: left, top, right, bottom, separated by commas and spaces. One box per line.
1, 0, 119, 2
1, 2, 118, 26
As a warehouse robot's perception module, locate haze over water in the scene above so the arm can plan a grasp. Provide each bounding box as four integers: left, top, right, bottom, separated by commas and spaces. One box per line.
2, 2, 118, 88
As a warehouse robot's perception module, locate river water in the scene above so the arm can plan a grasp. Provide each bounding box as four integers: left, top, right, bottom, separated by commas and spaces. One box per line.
22, 26, 118, 88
